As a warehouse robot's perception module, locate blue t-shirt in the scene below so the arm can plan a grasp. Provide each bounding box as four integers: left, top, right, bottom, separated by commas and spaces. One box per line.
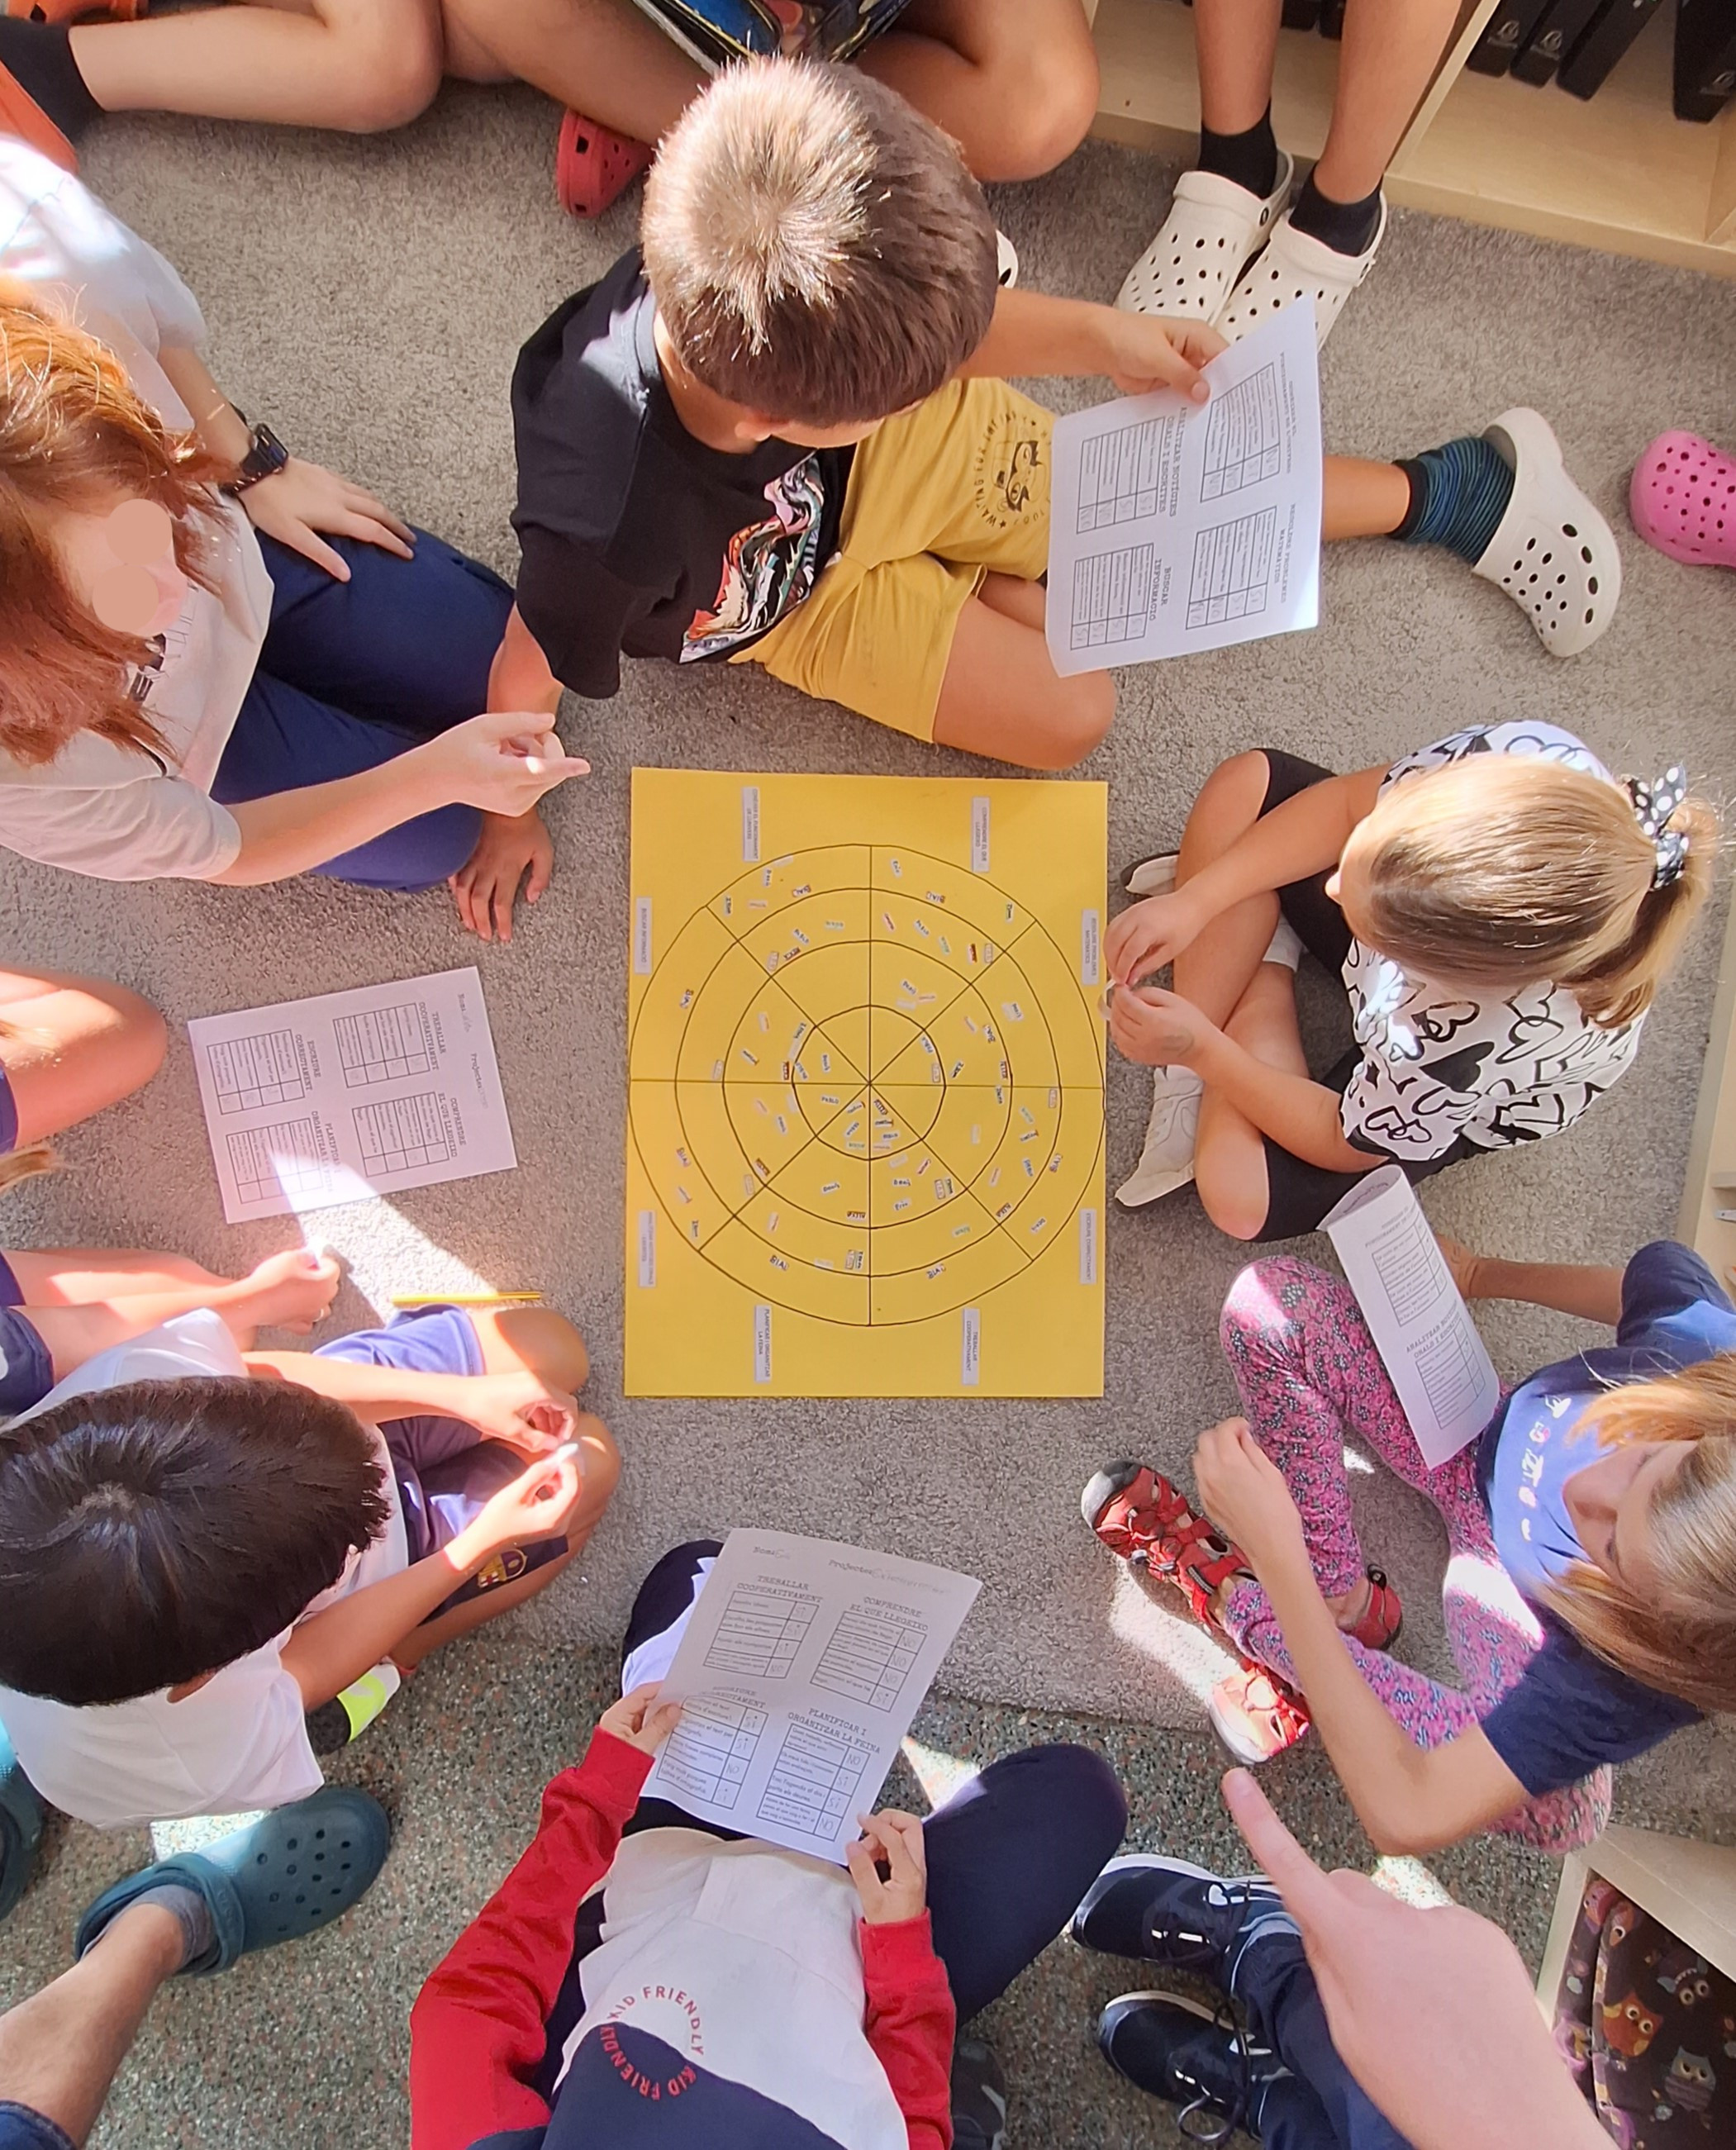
1472, 1242, 1722, 1797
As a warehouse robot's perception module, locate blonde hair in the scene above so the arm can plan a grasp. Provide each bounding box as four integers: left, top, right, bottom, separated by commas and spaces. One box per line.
641, 58, 998, 426
1545, 1356, 1736, 1715
1356, 758, 1718, 1027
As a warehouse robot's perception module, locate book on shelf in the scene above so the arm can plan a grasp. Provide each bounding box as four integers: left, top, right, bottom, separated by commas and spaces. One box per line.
1466, 0, 1553, 76
625, 0, 911, 69
1510, 0, 1605, 83
1674, 0, 1736, 121
1558, 0, 1665, 99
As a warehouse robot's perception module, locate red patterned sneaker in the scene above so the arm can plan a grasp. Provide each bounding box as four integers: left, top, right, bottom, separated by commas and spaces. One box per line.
1081, 1462, 1253, 1636
1208, 1666, 1311, 1765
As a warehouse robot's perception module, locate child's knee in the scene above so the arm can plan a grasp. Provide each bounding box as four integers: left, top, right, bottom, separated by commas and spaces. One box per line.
1219, 1257, 1301, 1349
90, 981, 169, 1087
968, 23, 1099, 178
1197, 749, 1273, 819
1196, 1158, 1268, 1244
574, 1410, 621, 1507
325, 13, 443, 131
1033, 672, 1114, 770
474, 1306, 592, 1391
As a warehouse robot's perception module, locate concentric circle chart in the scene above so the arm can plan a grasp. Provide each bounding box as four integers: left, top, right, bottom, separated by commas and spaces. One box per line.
626, 776, 1106, 1396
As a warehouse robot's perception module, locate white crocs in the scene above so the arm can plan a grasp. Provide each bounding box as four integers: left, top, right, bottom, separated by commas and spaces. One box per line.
1472, 407, 1621, 658
1123, 851, 1178, 897
1116, 1063, 1203, 1209
1116, 152, 1295, 321
1215, 197, 1388, 350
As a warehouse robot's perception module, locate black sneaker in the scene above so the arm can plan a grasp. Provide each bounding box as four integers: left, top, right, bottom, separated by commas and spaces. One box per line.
950, 2034, 1007, 2150
1072, 1857, 1296, 1991
1097, 1991, 1287, 2142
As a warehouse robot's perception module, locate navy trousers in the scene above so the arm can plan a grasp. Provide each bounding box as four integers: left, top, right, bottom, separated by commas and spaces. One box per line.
1234, 1924, 1412, 2150
212, 528, 514, 890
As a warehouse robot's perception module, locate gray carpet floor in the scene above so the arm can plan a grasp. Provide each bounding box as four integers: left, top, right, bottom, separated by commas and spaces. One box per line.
2, 80, 1735, 2150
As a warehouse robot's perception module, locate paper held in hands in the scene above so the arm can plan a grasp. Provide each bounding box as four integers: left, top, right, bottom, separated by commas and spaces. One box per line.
642, 1529, 981, 1862
1322, 1166, 1500, 1467
1045, 301, 1324, 674
188, 968, 517, 1222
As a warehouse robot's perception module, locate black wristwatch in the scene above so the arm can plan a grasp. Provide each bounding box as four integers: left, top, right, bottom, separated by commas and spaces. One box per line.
224, 419, 290, 495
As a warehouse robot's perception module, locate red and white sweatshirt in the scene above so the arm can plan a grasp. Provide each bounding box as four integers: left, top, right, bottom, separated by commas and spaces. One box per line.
411, 1729, 957, 2150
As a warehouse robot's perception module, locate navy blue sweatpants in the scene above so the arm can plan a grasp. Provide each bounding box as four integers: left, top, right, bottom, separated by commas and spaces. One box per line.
212, 528, 514, 890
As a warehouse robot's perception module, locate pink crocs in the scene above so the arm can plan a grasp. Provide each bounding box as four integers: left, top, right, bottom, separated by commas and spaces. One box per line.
1630, 430, 1736, 568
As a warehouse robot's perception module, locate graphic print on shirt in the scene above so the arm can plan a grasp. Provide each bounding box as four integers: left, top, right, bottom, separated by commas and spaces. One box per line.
682, 455, 829, 663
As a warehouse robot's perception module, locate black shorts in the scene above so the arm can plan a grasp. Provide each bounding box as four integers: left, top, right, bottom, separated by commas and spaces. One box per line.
1250, 749, 1477, 1243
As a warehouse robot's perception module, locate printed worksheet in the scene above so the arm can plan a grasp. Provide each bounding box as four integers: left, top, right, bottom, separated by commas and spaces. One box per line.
188, 968, 516, 1222
1323, 1166, 1500, 1466
1046, 302, 1323, 673
642, 1529, 981, 1862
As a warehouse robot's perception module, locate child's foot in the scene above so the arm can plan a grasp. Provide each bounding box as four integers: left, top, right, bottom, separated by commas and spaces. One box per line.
229, 1247, 342, 1337
1116, 152, 1294, 321
1096, 1991, 1287, 2138
555, 107, 653, 218
1207, 1664, 1312, 1765
1215, 195, 1388, 350
949, 2035, 1008, 2150
1081, 1461, 1252, 1635
1116, 1063, 1202, 1209
1630, 430, 1736, 568
1329, 1566, 1403, 1649
1073, 1854, 1294, 1984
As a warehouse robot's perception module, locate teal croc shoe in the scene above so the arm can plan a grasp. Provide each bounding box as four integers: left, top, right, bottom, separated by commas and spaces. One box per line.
74, 1787, 389, 1974
0, 1724, 44, 1924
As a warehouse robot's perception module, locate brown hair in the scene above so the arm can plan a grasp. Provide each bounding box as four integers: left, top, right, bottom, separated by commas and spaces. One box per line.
641, 58, 999, 427
0, 284, 233, 768
1544, 1356, 1736, 1715
1355, 758, 1719, 1027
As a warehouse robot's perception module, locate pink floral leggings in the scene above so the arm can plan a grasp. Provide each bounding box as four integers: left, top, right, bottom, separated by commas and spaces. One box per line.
1215, 1256, 1611, 1852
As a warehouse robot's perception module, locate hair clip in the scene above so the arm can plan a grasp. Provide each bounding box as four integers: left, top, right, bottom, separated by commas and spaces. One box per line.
1623, 766, 1690, 889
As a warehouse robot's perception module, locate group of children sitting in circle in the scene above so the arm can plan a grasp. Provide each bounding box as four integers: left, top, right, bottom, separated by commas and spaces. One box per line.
0, 10, 1732, 2149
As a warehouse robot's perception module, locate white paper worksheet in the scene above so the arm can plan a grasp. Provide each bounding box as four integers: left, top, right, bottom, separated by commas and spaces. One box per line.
188, 968, 517, 1222
643, 1529, 982, 1862
1323, 1166, 1501, 1467
1046, 302, 1323, 674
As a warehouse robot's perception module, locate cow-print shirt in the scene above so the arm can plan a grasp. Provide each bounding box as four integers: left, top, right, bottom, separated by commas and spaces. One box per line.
1339, 721, 1643, 1162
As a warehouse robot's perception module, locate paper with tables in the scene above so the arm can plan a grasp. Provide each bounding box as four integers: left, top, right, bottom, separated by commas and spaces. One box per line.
1323, 1165, 1500, 1467
1046, 300, 1323, 673
642, 1529, 981, 1862
188, 968, 516, 1222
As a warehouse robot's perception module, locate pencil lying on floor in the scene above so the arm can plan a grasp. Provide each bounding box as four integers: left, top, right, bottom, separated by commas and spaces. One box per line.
389, 1290, 545, 1306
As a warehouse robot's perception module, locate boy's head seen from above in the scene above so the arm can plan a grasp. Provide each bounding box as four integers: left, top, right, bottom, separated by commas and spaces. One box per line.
0, 1377, 392, 1706
642, 57, 999, 447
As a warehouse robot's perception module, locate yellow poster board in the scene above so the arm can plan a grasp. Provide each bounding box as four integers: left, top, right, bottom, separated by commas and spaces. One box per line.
625, 770, 1106, 1397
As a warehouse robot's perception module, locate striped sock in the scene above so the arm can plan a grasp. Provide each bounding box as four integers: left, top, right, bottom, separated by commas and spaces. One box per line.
1392, 435, 1515, 565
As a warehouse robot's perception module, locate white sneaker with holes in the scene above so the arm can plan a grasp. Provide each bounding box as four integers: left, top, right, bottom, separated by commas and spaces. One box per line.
1472, 407, 1622, 657
1215, 197, 1388, 350
1115, 154, 1295, 321
1116, 1063, 1204, 1209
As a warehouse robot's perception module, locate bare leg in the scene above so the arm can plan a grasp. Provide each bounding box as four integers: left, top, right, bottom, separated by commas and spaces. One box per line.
1325, 455, 1411, 541
2, 1249, 221, 1304
0, 1903, 183, 2148
0, 969, 165, 1147
440, 0, 700, 138
1314, 0, 1463, 202
1192, 0, 1282, 135
5, 1249, 341, 1375
69, 0, 444, 131
1192, 958, 1308, 1241
1168, 750, 1287, 1028
932, 577, 1113, 771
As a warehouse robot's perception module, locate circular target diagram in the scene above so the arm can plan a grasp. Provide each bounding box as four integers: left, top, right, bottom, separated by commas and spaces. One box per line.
627, 841, 1105, 1330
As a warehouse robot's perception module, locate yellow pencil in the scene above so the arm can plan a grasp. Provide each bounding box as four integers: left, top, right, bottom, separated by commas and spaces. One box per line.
389, 1290, 545, 1307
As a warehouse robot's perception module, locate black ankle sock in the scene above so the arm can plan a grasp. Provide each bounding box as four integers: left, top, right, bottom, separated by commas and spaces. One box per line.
0, 20, 102, 137
1289, 169, 1382, 256
1196, 107, 1279, 201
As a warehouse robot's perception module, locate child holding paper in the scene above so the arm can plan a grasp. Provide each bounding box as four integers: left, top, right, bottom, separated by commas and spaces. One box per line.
411, 1540, 1128, 2150
1083, 1238, 1736, 1839
0, 1300, 616, 1866
499, 59, 1622, 777
1106, 722, 1717, 1230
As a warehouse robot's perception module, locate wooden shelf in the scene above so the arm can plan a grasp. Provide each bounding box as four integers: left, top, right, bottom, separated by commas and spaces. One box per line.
1677, 859, 1736, 1279
1088, 0, 1736, 282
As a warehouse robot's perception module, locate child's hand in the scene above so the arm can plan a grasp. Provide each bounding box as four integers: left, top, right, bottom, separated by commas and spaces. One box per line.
459, 1447, 585, 1562
600, 1683, 683, 1754
449, 806, 554, 944
1105, 889, 1205, 986
1191, 1418, 1308, 1575
1100, 312, 1225, 402
458, 1371, 580, 1458
416, 711, 591, 819
1107, 982, 1213, 1068
845, 1809, 928, 1926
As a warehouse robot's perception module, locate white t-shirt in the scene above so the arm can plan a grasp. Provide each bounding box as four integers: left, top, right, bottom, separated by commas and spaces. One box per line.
0, 140, 273, 882
0, 1312, 407, 1829
1339, 721, 1644, 1162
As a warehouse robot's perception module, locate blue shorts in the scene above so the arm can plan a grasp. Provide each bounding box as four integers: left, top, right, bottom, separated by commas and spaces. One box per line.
316, 1306, 568, 1613
0, 1258, 50, 1421
0, 1059, 16, 1154
0, 2103, 73, 2150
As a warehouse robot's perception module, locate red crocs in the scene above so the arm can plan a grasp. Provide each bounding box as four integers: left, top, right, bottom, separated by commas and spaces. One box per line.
6, 0, 145, 18
0, 59, 74, 169
555, 107, 653, 220
1630, 430, 1736, 568
1082, 1461, 1253, 1636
